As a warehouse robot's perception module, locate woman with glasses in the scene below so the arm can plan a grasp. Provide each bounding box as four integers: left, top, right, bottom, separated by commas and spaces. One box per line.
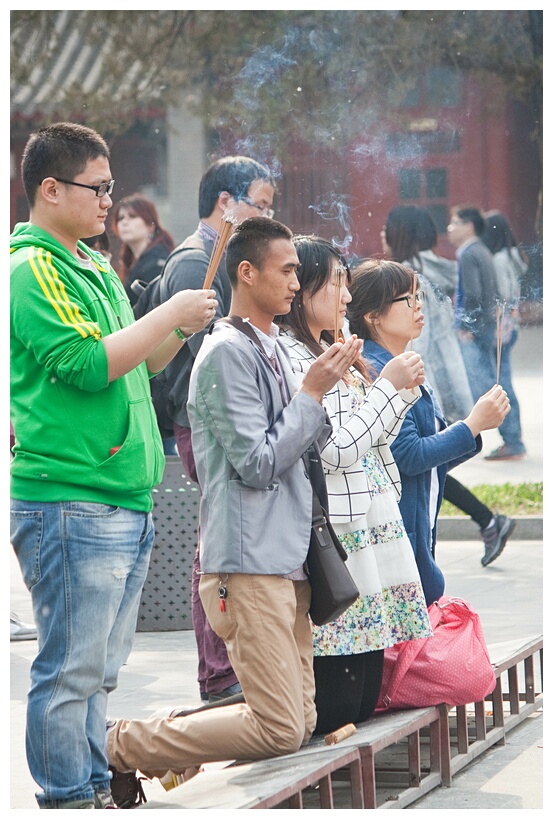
277, 237, 432, 734
112, 193, 175, 307
348, 259, 511, 605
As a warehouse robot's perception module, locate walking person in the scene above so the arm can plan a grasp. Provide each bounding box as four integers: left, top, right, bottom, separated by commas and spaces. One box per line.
447, 204, 500, 404
10, 121, 217, 809
348, 259, 511, 604
481, 209, 529, 460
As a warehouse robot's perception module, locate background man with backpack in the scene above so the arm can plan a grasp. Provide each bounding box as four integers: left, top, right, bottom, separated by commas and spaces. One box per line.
145, 155, 277, 703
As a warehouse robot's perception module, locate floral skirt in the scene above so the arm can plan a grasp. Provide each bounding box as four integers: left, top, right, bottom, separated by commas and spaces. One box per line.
312, 489, 432, 656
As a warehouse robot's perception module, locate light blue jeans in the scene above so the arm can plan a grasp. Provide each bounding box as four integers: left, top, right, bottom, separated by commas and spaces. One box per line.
10, 500, 154, 808
497, 330, 525, 452
458, 328, 497, 406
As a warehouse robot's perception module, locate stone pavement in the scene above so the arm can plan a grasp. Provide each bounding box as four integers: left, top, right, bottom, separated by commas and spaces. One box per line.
9, 536, 544, 810
9, 324, 543, 810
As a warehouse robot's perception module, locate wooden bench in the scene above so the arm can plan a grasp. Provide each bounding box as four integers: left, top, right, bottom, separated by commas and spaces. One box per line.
140, 746, 364, 809
139, 634, 542, 810
440, 633, 543, 785
139, 706, 443, 809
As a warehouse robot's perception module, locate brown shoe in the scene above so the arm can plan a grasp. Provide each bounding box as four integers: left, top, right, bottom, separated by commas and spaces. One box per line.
108, 767, 147, 809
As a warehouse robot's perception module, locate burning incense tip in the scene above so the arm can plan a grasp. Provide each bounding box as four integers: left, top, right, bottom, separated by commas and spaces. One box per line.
325, 723, 356, 745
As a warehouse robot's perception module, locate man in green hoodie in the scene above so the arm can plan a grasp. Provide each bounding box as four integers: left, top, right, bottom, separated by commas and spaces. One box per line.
10, 122, 218, 809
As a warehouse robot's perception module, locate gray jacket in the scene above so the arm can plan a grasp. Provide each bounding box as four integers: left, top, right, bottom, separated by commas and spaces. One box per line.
455, 239, 499, 336
188, 322, 330, 575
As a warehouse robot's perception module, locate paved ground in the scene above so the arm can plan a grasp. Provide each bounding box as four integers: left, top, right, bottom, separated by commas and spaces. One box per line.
9, 324, 543, 810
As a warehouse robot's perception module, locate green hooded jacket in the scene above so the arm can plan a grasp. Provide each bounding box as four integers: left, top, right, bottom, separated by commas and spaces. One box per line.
10, 223, 164, 511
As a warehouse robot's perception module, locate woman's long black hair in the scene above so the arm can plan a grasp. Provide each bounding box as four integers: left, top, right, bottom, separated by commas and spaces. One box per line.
276, 234, 371, 380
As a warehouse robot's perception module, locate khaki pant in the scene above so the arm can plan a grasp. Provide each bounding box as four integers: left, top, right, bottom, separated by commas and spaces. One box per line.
107, 574, 315, 779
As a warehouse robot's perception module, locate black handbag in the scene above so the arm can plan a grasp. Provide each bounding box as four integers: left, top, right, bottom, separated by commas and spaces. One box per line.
303, 444, 360, 626
216, 316, 359, 626
307, 492, 360, 626
304, 444, 359, 626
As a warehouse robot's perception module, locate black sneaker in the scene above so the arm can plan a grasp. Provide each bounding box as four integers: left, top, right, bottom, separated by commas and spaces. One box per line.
108, 766, 147, 809
481, 515, 515, 566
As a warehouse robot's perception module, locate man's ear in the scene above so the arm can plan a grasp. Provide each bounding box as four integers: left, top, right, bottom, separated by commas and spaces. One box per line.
39, 177, 60, 205
236, 260, 255, 287
217, 191, 232, 214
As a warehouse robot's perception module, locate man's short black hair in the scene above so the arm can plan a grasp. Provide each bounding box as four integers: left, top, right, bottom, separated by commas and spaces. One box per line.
198, 156, 275, 219
452, 205, 485, 237
226, 217, 292, 286
21, 122, 110, 208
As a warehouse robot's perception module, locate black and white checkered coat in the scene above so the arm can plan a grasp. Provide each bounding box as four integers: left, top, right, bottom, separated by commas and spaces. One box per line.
279, 333, 421, 523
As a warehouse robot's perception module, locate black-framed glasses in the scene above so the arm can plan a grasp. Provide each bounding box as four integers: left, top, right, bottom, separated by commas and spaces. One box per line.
239, 197, 274, 218
54, 178, 115, 198
391, 291, 424, 308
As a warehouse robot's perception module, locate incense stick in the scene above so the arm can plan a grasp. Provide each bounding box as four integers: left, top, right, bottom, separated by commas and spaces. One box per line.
496, 301, 506, 385
334, 273, 341, 343
409, 274, 417, 351
203, 217, 234, 289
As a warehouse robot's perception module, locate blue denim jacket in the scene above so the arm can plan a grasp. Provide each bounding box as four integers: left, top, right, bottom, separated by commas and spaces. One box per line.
362, 339, 482, 605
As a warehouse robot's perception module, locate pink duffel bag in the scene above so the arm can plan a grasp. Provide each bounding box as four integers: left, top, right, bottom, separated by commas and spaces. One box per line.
376, 596, 497, 711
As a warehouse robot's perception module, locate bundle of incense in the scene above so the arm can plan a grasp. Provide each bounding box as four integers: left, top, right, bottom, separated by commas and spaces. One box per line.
409, 274, 418, 351
324, 723, 356, 745
203, 217, 234, 289
496, 301, 506, 385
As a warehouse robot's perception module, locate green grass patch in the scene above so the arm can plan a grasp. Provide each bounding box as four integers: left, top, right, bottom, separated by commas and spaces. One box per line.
439, 482, 543, 517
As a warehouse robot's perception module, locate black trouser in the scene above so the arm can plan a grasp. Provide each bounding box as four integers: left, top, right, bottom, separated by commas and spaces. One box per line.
443, 474, 493, 530
313, 649, 384, 735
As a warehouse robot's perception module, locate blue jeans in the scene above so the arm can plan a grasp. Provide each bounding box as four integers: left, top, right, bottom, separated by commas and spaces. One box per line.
458, 328, 496, 405
497, 330, 525, 452
10, 500, 154, 808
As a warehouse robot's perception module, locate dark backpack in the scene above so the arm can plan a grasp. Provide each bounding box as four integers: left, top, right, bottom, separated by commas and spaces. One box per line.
131, 274, 163, 320
131, 275, 174, 439
130, 238, 210, 439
